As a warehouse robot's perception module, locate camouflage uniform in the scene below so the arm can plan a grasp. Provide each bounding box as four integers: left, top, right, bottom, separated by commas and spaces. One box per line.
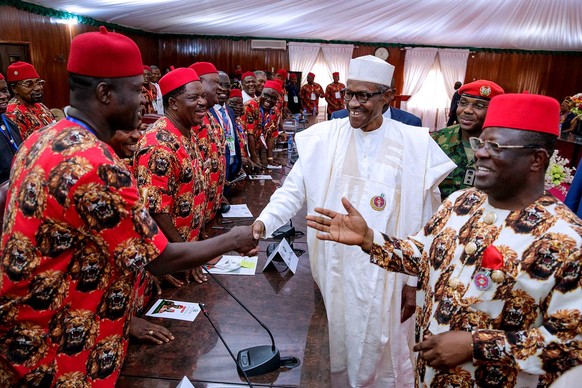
431, 124, 475, 199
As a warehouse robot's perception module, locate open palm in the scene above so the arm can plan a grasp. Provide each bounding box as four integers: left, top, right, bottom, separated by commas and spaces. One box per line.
306, 197, 370, 247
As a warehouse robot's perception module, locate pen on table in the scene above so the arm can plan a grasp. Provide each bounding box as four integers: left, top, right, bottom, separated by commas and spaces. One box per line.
211, 226, 232, 230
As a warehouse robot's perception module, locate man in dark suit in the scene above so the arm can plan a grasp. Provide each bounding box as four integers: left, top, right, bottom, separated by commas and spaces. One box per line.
331, 105, 422, 127
210, 71, 242, 207
330, 80, 422, 126
0, 72, 23, 184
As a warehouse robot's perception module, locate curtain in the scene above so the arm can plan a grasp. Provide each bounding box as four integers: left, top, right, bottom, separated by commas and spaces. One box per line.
439, 49, 470, 98
321, 43, 354, 86
288, 42, 321, 84
402, 47, 438, 104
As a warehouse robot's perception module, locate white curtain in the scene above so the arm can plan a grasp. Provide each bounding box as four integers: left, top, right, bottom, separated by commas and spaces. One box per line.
321, 43, 354, 86
402, 48, 438, 102
438, 49, 470, 98
288, 42, 321, 84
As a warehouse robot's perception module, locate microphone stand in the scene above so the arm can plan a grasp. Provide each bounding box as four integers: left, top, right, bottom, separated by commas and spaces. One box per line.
199, 303, 253, 387
202, 266, 281, 376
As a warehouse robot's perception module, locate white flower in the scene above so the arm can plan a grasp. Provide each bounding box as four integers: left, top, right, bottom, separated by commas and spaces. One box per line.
545, 150, 575, 195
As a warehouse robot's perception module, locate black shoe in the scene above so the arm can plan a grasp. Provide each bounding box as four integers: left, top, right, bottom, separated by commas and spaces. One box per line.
220, 203, 231, 213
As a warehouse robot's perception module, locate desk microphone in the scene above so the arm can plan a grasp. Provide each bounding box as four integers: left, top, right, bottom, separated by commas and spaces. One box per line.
202, 267, 285, 377
199, 303, 253, 387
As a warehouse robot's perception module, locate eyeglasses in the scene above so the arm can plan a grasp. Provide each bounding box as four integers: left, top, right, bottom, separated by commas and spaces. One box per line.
16, 79, 45, 89
469, 137, 541, 155
262, 94, 279, 102
458, 99, 488, 110
343, 89, 384, 103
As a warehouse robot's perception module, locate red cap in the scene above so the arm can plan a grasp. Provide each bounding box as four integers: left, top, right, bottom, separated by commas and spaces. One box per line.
307, 72, 315, 78
273, 79, 284, 87
459, 80, 504, 100
143, 65, 152, 72
289, 73, 297, 80
263, 80, 282, 95
159, 68, 200, 96
483, 93, 560, 136
68, 26, 143, 78
276, 68, 288, 79
189, 62, 217, 76
0, 72, 4, 81
7, 61, 40, 82
229, 89, 242, 99
332, 72, 339, 77
241, 71, 256, 80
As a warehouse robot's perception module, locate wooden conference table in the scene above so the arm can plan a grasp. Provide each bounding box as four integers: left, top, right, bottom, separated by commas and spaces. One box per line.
118, 121, 331, 387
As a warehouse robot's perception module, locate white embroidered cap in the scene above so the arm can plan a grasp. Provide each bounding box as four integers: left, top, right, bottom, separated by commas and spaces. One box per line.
347, 55, 394, 87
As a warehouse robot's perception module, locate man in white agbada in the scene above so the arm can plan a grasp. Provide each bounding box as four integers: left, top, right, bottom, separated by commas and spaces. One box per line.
252, 55, 455, 387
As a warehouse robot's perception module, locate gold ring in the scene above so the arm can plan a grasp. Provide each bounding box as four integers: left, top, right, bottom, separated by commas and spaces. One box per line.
148, 330, 153, 336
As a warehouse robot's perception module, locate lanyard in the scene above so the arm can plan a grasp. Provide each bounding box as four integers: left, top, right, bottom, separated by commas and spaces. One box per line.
1, 115, 19, 152
66, 116, 98, 137
260, 106, 271, 129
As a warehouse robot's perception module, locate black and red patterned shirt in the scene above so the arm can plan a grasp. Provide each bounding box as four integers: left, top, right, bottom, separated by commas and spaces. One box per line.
5, 98, 54, 140
134, 117, 207, 242
0, 119, 168, 387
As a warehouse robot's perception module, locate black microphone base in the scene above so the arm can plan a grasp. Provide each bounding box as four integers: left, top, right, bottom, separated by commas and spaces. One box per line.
237, 345, 281, 376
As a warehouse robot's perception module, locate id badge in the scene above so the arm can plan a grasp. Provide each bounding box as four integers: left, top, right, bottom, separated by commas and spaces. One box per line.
293, 96, 299, 103
284, 94, 288, 102
310, 93, 316, 101
335, 91, 341, 99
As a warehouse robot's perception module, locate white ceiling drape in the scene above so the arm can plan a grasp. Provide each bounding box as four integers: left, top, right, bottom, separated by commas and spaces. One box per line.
26, 0, 582, 52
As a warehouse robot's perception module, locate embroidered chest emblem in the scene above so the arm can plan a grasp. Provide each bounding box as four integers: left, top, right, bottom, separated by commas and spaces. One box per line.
370, 194, 386, 211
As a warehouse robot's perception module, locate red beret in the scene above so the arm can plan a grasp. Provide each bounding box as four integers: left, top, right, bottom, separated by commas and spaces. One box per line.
276, 68, 288, 79
483, 93, 560, 136
332, 72, 339, 77
159, 68, 200, 96
143, 65, 152, 72
0, 72, 4, 81
7, 61, 40, 82
68, 26, 143, 78
459, 80, 504, 100
189, 62, 217, 76
307, 72, 315, 78
263, 80, 282, 95
229, 89, 242, 99
241, 71, 256, 80
289, 73, 297, 80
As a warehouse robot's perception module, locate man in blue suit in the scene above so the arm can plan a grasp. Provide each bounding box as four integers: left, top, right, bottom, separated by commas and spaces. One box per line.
330, 82, 422, 127
210, 71, 242, 211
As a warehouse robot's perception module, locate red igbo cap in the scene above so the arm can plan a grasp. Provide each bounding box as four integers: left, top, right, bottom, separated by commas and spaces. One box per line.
189, 62, 217, 76
332, 72, 339, 77
459, 80, 504, 100
68, 26, 142, 78
289, 73, 297, 79
483, 93, 560, 136
159, 68, 200, 96
276, 68, 288, 79
308, 72, 315, 78
7, 61, 40, 82
263, 80, 282, 94
143, 65, 152, 72
229, 89, 242, 99
241, 71, 256, 80
0, 72, 4, 81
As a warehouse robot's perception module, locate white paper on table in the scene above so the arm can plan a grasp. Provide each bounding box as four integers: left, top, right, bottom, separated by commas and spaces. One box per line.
267, 164, 282, 170
221, 204, 253, 218
176, 376, 195, 388
248, 174, 273, 180
205, 255, 258, 275
145, 299, 201, 321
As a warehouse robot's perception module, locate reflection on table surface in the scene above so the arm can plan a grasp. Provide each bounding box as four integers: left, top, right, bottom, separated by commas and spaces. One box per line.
118, 146, 330, 387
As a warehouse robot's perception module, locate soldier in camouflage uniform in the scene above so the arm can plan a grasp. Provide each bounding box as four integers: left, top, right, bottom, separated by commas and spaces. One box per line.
432, 80, 504, 199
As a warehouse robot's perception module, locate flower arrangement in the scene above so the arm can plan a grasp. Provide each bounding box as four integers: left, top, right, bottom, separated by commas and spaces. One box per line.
571, 93, 582, 118
545, 150, 575, 194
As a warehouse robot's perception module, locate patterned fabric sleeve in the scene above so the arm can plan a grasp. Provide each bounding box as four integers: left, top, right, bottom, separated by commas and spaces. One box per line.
472, 250, 582, 377
369, 229, 425, 276
134, 143, 181, 215
241, 102, 257, 136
